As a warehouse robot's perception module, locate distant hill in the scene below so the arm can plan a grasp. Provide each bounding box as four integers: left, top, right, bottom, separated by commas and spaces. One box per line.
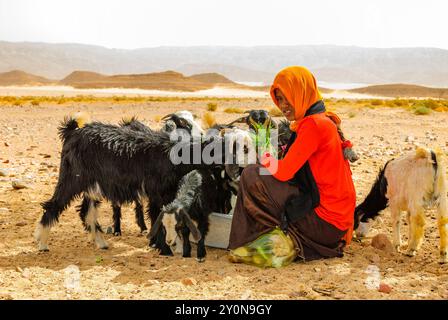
349, 84, 448, 99
59, 70, 249, 91
0, 70, 53, 86
1, 41, 448, 87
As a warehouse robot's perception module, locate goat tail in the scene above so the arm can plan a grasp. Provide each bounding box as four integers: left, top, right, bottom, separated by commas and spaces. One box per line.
58, 112, 91, 142
119, 115, 138, 127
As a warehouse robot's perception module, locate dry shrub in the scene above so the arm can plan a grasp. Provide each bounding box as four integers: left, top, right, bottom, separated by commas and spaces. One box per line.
224, 107, 244, 114
268, 107, 283, 117
348, 111, 357, 118
370, 99, 384, 106
206, 102, 218, 112
202, 112, 216, 129
414, 106, 431, 115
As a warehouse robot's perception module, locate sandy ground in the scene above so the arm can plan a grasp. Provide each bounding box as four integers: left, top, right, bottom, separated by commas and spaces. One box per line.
0, 98, 448, 300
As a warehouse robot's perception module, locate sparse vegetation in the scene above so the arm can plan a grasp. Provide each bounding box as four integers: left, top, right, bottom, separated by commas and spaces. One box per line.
348, 111, 357, 118
224, 107, 244, 114
206, 102, 218, 112
0, 95, 253, 107
202, 112, 216, 129
268, 107, 283, 117
413, 106, 431, 115
30, 100, 39, 106
371, 99, 384, 106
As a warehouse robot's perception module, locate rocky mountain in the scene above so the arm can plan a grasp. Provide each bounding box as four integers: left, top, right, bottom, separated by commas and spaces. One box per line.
1, 41, 447, 87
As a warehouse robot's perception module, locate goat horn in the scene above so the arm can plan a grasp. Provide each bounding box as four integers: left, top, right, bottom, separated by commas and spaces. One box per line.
161, 113, 174, 121
226, 117, 247, 126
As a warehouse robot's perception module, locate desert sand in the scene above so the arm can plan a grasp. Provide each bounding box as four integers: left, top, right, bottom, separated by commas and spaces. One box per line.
0, 97, 447, 300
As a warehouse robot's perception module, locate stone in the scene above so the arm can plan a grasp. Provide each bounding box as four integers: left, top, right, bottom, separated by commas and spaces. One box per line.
12, 180, 29, 190
181, 278, 197, 286
378, 283, 392, 294
371, 233, 394, 253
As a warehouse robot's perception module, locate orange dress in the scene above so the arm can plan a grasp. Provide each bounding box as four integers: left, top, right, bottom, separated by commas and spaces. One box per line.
263, 113, 356, 243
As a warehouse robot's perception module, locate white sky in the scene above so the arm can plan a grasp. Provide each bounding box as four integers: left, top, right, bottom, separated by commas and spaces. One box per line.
0, 0, 447, 49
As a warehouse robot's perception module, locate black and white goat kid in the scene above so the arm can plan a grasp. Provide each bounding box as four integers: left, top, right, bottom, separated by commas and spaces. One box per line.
354, 147, 447, 263
149, 169, 217, 262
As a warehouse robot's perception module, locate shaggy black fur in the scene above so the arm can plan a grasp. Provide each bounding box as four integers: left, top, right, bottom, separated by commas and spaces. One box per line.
353, 160, 392, 229
40, 116, 240, 255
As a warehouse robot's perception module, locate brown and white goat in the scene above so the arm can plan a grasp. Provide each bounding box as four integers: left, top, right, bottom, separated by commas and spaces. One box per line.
354, 147, 447, 263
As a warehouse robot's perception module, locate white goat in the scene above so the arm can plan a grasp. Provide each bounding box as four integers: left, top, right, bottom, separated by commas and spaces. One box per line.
354, 147, 447, 263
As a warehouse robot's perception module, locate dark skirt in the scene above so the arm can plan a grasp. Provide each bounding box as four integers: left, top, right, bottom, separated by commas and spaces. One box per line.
228, 164, 347, 261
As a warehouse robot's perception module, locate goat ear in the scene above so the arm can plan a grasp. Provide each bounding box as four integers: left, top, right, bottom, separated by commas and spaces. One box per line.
225, 164, 240, 181
149, 212, 165, 239
180, 209, 201, 242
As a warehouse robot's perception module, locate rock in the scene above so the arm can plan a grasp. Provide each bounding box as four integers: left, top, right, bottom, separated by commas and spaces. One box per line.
371, 233, 394, 253
378, 283, 392, 294
0, 208, 9, 213
181, 278, 197, 286
405, 136, 414, 143
12, 180, 29, 190
0, 169, 7, 177
4, 142, 10, 147
15, 222, 27, 227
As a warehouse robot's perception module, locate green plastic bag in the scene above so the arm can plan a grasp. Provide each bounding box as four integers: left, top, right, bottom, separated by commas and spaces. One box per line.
228, 228, 297, 268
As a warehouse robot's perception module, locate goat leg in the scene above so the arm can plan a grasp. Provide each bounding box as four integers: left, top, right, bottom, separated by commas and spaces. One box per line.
112, 203, 122, 236
181, 227, 192, 258
134, 201, 147, 234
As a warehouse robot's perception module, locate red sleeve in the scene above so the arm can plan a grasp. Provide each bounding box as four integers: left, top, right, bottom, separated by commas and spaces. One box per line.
263, 118, 320, 181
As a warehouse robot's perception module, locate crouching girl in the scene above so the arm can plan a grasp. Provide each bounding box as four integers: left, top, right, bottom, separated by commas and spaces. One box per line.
228, 66, 356, 263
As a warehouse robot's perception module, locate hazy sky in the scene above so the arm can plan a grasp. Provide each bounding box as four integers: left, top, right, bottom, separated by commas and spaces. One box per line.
1, 0, 447, 49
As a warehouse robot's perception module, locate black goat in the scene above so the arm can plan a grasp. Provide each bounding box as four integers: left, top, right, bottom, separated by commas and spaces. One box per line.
78, 113, 200, 237
35, 114, 254, 255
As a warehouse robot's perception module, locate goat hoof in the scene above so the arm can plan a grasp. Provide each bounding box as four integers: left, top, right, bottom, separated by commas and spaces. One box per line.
439, 253, 447, 264
113, 231, 122, 236
141, 229, 148, 236
38, 245, 49, 252
160, 247, 173, 256
106, 226, 113, 234
196, 257, 206, 263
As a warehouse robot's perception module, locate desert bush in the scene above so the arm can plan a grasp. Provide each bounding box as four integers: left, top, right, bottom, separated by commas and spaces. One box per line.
224, 107, 244, 114
206, 102, 218, 112
202, 112, 216, 129
348, 111, 357, 118
421, 99, 440, 110
414, 106, 431, 115
337, 98, 349, 104
268, 107, 283, 117
30, 100, 40, 106
370, 99, 384, 106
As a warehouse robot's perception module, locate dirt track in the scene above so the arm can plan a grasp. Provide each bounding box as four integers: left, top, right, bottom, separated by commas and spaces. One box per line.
1, 99, 448, 300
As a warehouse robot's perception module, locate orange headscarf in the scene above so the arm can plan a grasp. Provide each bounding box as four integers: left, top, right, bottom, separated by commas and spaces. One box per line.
270, 66, 322, 132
